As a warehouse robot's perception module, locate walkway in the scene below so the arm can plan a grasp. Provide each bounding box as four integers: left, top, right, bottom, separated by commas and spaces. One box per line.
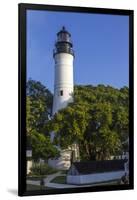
27, 171, 63, 187
27, 172, 102, 189
44, 171, 62, 185
27, 180, 40, 186
46, 182, 80, 188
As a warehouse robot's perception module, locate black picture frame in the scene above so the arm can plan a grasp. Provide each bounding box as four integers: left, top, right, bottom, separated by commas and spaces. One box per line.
18, 3, 134, 196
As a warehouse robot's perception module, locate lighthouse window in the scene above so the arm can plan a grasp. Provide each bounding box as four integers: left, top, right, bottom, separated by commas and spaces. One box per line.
60, 90, 63, 96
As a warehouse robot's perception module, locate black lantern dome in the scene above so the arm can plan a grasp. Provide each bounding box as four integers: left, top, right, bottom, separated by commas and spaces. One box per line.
53, 26, 74, 57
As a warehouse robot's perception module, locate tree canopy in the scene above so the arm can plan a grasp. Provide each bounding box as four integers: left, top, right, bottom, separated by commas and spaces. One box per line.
47, 84, 129, 161
26, 79, 53, 135
26, 80, 129, 161
26, 79, 59, 161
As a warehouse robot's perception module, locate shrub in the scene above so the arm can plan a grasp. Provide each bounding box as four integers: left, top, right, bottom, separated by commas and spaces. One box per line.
30, 163, 58, 176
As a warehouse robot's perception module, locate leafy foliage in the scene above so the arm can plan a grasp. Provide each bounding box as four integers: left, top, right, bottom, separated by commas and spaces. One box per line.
26, 79, 53, 135
26, 80, 129, 162
30, 130, 59, 161
30, 163, 58, 176
26, 79, 59, 161
47, 84, 129, 161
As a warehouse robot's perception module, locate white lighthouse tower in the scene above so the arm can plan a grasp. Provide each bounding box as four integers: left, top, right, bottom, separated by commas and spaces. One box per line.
48, 27, 79, 170
52, 26, 74, 115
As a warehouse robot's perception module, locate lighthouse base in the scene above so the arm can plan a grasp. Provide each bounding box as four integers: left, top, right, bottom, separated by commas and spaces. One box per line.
48, 144, 80, 170
48, 149, 72, 170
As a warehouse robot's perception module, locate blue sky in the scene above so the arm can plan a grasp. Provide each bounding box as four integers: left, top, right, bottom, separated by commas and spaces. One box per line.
27, 10, 129, 92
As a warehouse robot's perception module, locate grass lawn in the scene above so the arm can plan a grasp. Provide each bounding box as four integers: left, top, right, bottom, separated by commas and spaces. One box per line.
27, 176, 46, 181
26, 184, 53, 191
91, 179, 120, 186
60, 170, 68, 174
50, 176, 120, 186
73, 179, 121, 187
51, 176, 66, 184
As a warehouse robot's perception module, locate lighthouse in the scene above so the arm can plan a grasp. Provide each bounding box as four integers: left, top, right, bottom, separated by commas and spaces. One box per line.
48, 27, 79, 170
52, 26, 74, 115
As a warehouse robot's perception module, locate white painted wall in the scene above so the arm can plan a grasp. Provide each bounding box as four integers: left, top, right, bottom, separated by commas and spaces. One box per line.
67, 171, 125, 185
27, 161, 32, 174
50, 49, 74, 169
48, 143, 80, 170
52, 53, 74, 115
48, 149, 72, 169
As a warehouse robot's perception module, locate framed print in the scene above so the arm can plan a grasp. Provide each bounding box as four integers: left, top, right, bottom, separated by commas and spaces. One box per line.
18, 3, 134, 196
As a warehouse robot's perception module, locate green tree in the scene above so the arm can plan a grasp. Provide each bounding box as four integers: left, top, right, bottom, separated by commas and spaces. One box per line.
46, 84, 129, 161
30, 130, 59, 162
47, 102, 90, 148
26, 79, 53, 135
26, 79, 59, 161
